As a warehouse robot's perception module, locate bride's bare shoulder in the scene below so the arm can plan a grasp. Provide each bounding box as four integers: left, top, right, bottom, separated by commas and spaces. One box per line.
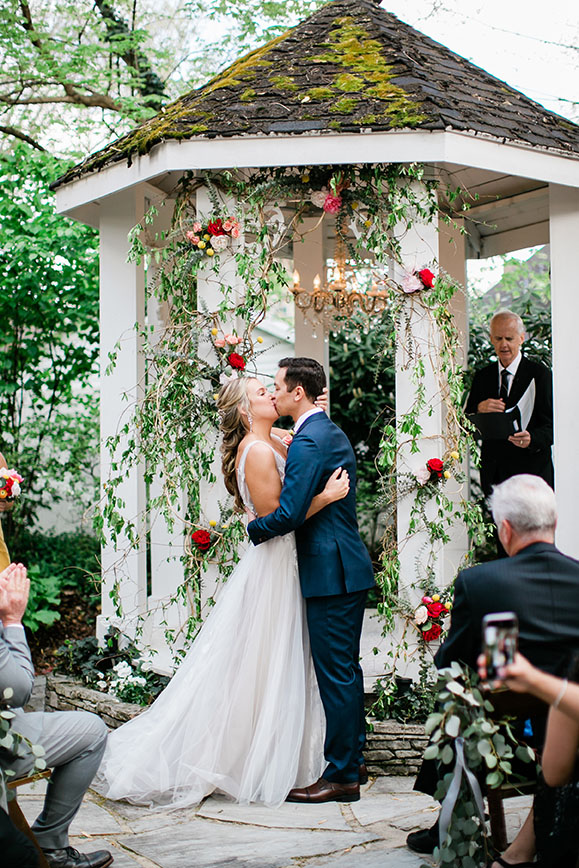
236, 435, 272, 468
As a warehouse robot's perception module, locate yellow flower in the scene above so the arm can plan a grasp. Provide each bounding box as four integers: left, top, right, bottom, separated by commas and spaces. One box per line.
211, 328, 218, 336
447, 602, 453, 611
432, 594, 440, 602
203, 233, 210, 240
444, 470, 451, 479
301, 174, 310, 183
257, 336, 263, 344
450, 450, 459, 460
213, 393, 219, 401
209, 520, 217, 527
351, 201, 359, 210
364, 219, 372, 228
198, 241, 206, 249
222, 523, 229, 530
206, 248, 215, 256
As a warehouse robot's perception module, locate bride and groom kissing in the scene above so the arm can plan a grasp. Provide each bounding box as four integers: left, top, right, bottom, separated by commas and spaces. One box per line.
97, 357, 375, 809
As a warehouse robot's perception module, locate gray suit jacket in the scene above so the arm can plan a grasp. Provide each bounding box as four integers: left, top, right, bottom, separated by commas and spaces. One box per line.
0, 622, 38, 741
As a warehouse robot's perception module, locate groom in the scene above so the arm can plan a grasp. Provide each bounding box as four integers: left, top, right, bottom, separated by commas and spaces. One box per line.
247, 357, 375, 803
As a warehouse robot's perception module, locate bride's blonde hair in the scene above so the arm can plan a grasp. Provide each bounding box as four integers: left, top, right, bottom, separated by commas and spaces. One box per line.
217, 376, 253, 512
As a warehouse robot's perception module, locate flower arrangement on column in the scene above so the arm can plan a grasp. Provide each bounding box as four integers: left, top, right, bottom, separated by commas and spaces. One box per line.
99, 163, 489, 651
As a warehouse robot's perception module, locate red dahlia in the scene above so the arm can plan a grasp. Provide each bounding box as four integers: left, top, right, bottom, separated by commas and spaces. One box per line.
192, 529, 212, 552
227, 353, 246, 370
418, 268, 435, 288
422, 623, 442, 642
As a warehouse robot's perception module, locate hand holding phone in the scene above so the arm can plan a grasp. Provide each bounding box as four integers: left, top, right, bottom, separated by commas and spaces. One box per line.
482, 611, 519, 683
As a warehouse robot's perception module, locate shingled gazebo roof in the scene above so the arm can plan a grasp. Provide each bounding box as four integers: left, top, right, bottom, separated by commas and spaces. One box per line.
54, 0, 579, 188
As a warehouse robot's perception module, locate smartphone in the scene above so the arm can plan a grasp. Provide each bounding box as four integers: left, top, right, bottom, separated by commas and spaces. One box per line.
482, 611, 519, 681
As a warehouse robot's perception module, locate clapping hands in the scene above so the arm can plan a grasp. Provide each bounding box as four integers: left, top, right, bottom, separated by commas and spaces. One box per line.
0, 563, 30, 626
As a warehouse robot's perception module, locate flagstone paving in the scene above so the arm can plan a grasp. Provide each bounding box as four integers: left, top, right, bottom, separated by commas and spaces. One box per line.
17, 775, 532, 867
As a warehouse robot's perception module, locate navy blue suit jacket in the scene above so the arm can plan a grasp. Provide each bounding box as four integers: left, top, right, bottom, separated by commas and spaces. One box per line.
247, 413, 375, 598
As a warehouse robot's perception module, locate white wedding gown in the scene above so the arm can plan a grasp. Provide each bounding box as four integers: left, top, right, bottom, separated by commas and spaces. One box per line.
95, 439, 325, 808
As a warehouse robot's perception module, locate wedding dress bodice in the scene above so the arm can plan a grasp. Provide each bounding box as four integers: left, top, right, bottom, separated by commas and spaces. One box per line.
236, 438, 286, 515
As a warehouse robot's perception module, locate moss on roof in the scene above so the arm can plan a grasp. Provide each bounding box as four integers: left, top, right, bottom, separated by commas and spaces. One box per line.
54, 0, 579, 189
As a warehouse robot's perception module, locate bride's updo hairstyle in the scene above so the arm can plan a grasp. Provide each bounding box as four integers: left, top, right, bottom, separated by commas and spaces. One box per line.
217, 376, 252, 511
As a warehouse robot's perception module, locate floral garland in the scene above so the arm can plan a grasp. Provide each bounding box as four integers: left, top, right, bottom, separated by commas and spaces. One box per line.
99, 163, 488, 658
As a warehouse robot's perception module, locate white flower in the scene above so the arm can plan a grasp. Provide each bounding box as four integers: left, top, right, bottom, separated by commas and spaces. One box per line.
310, 188, 329, 208
96, 680, 108, 690
402, 271, 422, 294
414, 605, 428, 626
10, 482, 20, 497
415, 465, 431, 486
210, 234, 229, 252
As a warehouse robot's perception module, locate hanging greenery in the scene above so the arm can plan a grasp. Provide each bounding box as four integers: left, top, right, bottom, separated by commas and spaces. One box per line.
97, 161, 489, 653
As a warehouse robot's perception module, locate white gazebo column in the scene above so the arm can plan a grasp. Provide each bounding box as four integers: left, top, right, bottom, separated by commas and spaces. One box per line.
141, 194, 189, 673
392, 197, 445, 676
196, 185, 244, 611
550, 184, 579, 557
293, 217, 330, 377
438, 216, 469, 581
97, 186, 147, 643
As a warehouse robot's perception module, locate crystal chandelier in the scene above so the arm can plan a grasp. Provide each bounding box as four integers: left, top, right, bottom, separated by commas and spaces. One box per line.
291, 236, 392, 335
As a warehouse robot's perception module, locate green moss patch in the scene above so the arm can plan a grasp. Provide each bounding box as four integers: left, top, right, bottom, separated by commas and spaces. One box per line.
240, 88, 257, 102
270, 75, 299, 92
330, 97, 358, 114
307, 86, 336, 101
335, 73, 364, 92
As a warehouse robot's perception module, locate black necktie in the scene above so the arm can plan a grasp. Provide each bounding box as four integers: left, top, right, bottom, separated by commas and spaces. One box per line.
500, 368, 509, 402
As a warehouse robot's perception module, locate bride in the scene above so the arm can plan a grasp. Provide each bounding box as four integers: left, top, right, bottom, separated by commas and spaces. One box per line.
95, 375, 349, 809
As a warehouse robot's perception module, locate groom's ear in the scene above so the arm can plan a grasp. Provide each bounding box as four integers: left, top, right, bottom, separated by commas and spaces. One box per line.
293, 384, 305, 402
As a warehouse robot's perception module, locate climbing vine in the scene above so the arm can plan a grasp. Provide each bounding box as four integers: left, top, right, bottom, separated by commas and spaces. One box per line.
97, 161, 489, 655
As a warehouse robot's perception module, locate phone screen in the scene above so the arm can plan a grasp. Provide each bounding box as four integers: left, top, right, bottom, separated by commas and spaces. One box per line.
482, 612, 518, 681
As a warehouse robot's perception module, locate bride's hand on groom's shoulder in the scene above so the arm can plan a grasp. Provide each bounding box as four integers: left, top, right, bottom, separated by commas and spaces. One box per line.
315, 387, 329, 413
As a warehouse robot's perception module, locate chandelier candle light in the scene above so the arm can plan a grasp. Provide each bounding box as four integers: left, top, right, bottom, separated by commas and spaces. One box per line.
291, 236, 394, 335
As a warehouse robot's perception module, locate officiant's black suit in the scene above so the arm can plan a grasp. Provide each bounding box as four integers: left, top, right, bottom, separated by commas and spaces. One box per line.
465, 354, 554, 494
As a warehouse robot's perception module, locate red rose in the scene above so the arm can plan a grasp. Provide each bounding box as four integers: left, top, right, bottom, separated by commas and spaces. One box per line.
418, 268, 435, 288
207, 219, 226, 236
227, 353, 246, 370
426, 601, 446, 618
426, 458, 444, 478
192, 529, 212, 552
422, 623, 442, 642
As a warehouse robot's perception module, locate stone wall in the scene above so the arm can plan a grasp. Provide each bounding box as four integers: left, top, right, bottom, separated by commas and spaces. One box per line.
45, 676, 428, 776
365, 719, 428, 777
45, 675, 142, 729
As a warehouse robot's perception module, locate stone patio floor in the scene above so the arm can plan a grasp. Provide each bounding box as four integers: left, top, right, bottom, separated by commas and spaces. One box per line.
17, 775, 533, 868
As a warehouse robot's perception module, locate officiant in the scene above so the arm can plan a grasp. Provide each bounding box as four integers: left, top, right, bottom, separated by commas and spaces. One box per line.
465, 309, 554, 496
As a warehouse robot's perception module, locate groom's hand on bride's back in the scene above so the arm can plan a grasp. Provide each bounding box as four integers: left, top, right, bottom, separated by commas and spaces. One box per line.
323, 467, 350, 504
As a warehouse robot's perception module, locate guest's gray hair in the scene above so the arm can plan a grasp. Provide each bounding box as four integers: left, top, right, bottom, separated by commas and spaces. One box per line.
489, 309, 525, 337
489, 474, 556, 535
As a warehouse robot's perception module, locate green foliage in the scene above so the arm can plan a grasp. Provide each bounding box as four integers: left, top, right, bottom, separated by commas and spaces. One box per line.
11, 529, 101, 600
425, 662, 537, 867
21, 565, 62, 633
56, 629, 170, 706
0, 144, 100, 541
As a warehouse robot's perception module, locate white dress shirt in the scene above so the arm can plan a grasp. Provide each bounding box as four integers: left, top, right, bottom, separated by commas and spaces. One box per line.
294, 407, 324, 434
498, 351, 522, 396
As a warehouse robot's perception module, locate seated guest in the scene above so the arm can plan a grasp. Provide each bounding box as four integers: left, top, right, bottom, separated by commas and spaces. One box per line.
479, 652, 579, 868
0, 563, 112, 868
406, 474, 579, 857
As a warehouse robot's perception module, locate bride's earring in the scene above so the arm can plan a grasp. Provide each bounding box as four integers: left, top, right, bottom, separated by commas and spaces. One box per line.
247, 412, 253, 432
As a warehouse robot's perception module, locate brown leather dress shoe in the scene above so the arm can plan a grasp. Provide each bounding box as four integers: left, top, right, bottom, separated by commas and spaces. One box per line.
359, 763, 369, 785
286, 777, 360, 803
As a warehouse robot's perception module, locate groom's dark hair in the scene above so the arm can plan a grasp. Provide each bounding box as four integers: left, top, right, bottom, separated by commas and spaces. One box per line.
278, 357, 326, 402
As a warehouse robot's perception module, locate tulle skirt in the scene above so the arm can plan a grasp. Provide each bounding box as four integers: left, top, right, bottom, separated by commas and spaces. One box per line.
95, 533, 325, 808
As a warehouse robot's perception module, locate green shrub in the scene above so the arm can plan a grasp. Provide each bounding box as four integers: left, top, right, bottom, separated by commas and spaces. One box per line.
22, 565, 62, 633
12, 529, 100, 602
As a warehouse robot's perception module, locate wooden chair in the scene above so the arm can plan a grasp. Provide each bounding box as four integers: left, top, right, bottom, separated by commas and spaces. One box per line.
6, 769, 52, 868
486, 689, 548, 851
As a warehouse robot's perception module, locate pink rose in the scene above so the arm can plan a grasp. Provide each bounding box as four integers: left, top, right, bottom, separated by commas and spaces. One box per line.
231, 227, 240, 238
223, 220, 233, 232
224, 334, 239, 345
415, 465, 431, 485
311, 189, 328, 209
323, 194, 342, 214
185, 231, 200, 244
192, 221, 202, 233
402, 272, 422, 294
214, 338, 226, 348
282, 434, 293, 447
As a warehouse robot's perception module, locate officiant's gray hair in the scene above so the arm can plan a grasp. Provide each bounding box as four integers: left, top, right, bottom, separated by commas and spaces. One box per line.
489, 474, 556, 535
489, 309, 525, 336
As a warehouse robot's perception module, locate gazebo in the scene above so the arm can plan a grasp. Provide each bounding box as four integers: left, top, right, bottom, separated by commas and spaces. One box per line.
54, 0, 579, 674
